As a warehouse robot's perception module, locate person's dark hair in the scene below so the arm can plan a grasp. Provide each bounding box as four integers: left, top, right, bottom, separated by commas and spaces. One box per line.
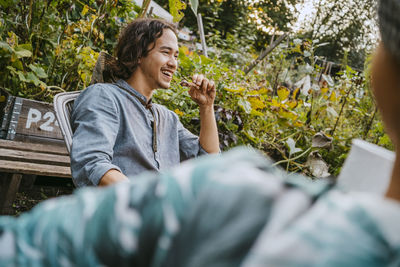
104, 18, 177, 82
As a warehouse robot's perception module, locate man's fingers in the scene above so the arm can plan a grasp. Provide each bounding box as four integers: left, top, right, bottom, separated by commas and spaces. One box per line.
188, 87, 195, 97
192, 74, 198, 85
192, 74, 203, 87
208, 80, 215, 92
190, 74, 215, 96
201, 78, 209, 94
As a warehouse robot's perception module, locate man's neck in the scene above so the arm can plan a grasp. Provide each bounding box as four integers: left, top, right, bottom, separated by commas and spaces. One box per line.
126, 72, 154, 101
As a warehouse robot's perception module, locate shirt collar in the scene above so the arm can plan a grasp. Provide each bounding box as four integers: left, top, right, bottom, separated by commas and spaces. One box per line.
115, 79, 152, 106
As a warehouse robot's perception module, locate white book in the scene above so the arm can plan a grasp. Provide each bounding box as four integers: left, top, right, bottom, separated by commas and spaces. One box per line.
337, 139, 395, 195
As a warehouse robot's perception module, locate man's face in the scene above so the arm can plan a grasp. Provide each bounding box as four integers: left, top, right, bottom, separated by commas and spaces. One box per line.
138, 28, 179, 90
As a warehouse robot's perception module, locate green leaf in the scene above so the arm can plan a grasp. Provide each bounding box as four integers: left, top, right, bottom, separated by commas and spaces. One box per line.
14, 46, 32, 58
244, 130, 257, 142
326, 106, 338, 118
286, 137, 302, 156
238, 98, 252, 114
0, 41, 13, 53
322, 74, 334, 86
169, 0, 186, 22
0, 0, 14, 8
6, 66, 16, 73
189, 0, 198, 15
28, 64, 48, 78
18, 43, 33, 51
12, 59, 24, 70
200, 55, 212, 65
17, 71, 28, 83
26, 72, 41, 86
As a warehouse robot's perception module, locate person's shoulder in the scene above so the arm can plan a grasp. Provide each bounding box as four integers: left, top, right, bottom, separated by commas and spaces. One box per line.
77, 83, 119, 101
82, 82, 118, 95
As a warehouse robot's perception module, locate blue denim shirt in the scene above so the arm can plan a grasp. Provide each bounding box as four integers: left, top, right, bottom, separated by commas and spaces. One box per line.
70, 79, 207, 187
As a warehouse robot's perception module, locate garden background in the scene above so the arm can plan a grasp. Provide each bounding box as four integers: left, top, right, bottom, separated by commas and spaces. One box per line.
0, 0, 390, 210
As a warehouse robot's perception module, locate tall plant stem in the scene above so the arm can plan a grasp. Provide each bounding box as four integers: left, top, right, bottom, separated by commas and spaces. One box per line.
363, 106, 378, 139
244, 33, 288, 75
331, 87, 352, 136
48, 24, 67, 83
138, 0, 152, 18
27, 0, 33, 30
273, 148, 312, 167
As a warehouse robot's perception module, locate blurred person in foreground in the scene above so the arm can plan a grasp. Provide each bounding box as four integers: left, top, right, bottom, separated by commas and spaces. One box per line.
0, 0, 400, 266
70, 18, 219, 187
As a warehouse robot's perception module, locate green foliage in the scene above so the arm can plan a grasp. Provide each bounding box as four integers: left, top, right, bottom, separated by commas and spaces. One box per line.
0, 0, 138, 101
154, 40, 389, 177
0, 0, 390, 178
169, 0, 187, 22
297, 0, 377, 69
156, 0, 295, 56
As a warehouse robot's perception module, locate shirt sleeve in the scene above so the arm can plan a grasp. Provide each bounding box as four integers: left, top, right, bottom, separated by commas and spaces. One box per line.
70, 84, 122, 187
177, 119, 208, 161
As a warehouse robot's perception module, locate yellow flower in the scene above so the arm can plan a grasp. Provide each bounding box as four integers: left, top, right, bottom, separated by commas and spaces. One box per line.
321, 87, 329, 94
329, 91, 338, 102
55, 45, 62, 56
174, 109, 184, 116
277, 86, 290, 101
39, 83, 46, 91
248, 96, 266, 110
258, 87, 271, 95
293, 121, 303, 127
81, 5, 89, 16
224, 87, 245, 93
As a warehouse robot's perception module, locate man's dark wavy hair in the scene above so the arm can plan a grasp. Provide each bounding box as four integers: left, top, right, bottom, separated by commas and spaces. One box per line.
104, 18, 177, 81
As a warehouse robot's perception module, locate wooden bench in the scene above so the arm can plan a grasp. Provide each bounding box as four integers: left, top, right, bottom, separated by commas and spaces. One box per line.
0, 139, 71, 214
1, 89, 73, 214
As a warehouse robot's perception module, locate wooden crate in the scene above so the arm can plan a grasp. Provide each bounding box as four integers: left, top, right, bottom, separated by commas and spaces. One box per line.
0, 89, 65, 146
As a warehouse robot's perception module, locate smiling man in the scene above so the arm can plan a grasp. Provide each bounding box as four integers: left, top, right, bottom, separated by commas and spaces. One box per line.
70, 18, 219, 187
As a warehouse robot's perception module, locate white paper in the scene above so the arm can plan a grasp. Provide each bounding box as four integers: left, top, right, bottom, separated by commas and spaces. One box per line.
337, 139, 395, 195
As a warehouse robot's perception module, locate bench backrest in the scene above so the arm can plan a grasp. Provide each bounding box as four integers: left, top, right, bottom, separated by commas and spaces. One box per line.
53, 91, 81, 154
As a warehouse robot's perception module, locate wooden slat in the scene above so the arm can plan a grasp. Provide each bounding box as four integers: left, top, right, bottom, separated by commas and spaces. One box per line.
13, 134, 67, 147
0, 159, 71, 178
0, 139, 68, 155
0, 148, 70, 166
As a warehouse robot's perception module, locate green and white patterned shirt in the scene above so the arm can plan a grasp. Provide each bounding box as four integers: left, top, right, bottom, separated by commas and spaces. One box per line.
1, 147, 399, 266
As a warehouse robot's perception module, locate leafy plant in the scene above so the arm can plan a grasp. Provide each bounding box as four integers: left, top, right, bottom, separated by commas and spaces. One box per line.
155, 39, 388, 177
0, 0, 390, 178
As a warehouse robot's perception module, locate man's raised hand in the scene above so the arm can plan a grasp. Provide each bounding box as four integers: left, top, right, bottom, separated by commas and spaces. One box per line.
182, 74, 216, 107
